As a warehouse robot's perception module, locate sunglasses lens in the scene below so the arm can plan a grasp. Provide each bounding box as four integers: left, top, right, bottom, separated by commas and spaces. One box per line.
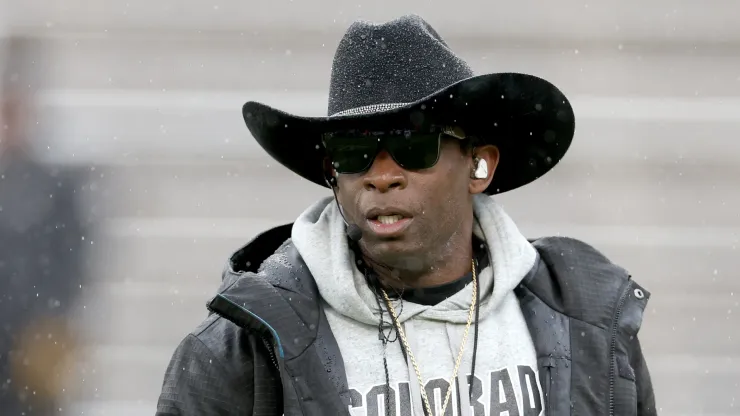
324, 136, 378, 174
325, 132, 442, 173
385, 133, 440, 170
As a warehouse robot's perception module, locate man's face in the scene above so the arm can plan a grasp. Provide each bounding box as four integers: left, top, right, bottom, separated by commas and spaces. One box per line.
333, 132, 497, 271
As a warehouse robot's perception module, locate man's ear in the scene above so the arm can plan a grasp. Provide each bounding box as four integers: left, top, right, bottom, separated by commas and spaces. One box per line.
469, 144, 499, 195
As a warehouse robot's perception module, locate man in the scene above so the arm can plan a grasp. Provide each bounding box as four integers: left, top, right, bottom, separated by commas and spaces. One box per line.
1, 35, 88, 414
156, 15, 656, 416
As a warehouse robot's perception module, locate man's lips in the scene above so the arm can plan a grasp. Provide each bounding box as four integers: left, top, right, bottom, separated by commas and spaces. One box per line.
363, 207, 415, 237
365, 207, 414, 220
366, 215, 413, 237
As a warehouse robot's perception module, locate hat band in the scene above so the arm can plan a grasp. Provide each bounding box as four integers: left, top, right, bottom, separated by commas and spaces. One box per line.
330, 102, 409, 117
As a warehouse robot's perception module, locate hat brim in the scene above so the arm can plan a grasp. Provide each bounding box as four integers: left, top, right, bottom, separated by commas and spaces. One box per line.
242, 72, 575, 195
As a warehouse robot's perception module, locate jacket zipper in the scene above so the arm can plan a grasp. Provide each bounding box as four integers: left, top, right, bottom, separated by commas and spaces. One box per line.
207, 294, 284, 370
262, 336, 280, 370
608, 280, 633, 416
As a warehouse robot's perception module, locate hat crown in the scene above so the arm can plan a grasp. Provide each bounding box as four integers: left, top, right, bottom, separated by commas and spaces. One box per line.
327, 15, 474, 116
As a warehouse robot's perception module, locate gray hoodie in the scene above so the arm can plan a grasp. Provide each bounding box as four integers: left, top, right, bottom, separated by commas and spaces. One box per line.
292, 194, 544, 416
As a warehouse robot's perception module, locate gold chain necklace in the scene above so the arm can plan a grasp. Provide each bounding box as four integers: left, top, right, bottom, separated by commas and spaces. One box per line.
381, 259, 477, 416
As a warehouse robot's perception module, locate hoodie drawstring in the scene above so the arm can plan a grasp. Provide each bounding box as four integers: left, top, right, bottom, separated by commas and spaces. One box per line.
372, 257, 483, 416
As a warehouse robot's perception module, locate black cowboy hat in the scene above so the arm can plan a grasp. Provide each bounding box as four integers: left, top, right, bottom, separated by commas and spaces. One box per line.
242, 15, 575, 194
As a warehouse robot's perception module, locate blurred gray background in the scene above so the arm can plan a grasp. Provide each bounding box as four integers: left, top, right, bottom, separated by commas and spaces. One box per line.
2, 0, 740, 414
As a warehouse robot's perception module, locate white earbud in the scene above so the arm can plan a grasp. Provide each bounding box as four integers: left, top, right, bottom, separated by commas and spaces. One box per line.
473, 158, 488, 179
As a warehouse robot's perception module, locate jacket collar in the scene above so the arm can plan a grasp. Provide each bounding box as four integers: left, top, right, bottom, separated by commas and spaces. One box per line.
207, 223, 352, 416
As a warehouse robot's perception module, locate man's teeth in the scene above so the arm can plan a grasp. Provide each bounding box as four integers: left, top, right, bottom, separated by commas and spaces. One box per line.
376, 215, 403, 224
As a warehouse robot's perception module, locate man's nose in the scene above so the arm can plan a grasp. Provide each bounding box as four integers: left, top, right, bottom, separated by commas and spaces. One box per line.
362, 150, 407, 192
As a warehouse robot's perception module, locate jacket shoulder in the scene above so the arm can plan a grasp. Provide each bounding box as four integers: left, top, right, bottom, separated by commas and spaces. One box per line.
527, 236, 648, 329
531, 235, 631, 286
192, 314, 260, 375
532, 236, 630, 282
156, 315, 256, 415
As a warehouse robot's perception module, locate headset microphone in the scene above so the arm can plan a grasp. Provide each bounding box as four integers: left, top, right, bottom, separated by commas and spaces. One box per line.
346, 223, 363, 242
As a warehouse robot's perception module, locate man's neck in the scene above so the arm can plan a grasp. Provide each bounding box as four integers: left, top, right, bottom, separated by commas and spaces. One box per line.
402, 247, 474, 288
364, 236, 475, 290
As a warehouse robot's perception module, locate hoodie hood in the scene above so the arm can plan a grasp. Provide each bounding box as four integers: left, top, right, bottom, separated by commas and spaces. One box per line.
291, 194, 537, 326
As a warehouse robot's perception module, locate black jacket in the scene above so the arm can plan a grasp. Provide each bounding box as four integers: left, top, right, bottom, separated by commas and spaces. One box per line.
156, 223, 657, 415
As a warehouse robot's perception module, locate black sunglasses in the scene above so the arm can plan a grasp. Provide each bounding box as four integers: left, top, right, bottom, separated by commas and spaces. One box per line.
322, 128, 464, 174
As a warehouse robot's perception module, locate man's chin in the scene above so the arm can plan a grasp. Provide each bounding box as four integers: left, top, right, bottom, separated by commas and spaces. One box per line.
361, 241, 427, 272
